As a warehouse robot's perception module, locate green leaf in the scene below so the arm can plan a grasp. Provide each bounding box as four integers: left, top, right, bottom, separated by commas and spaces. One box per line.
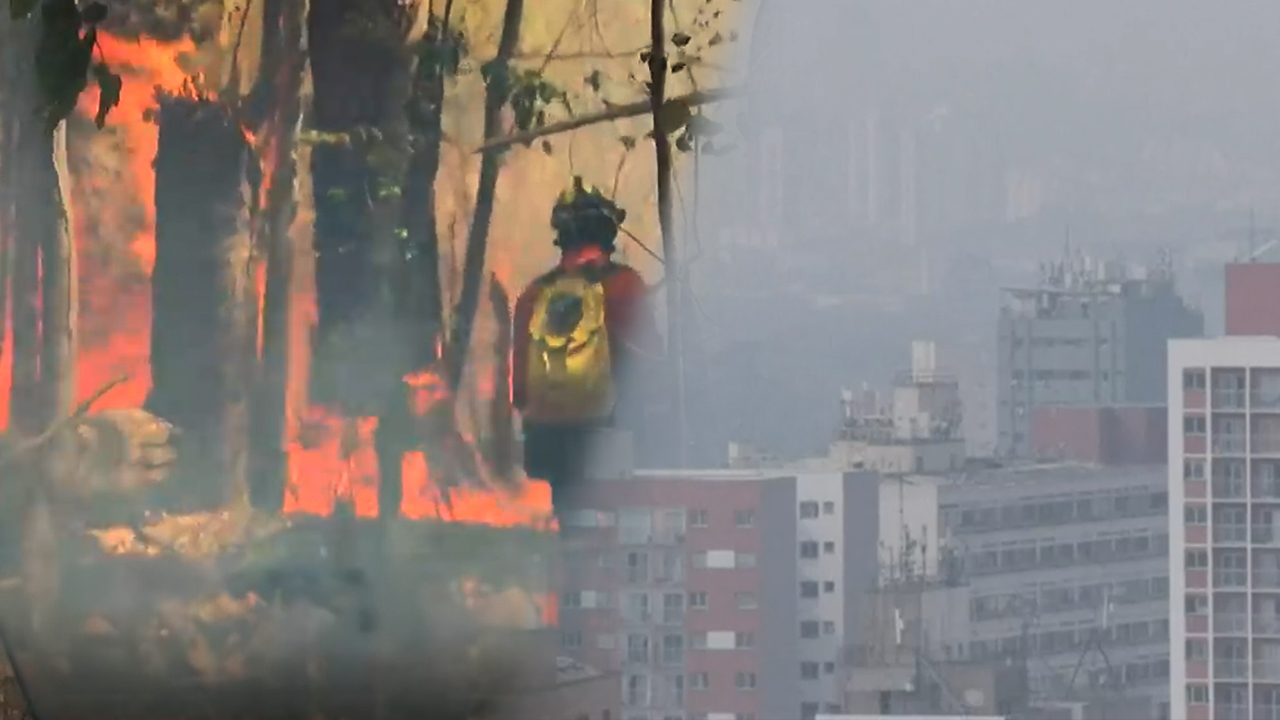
92, 64, 123, 129
9, 0, 37, 19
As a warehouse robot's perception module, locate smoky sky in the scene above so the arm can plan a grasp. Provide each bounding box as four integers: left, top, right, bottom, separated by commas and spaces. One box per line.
682, 0, 1280, 461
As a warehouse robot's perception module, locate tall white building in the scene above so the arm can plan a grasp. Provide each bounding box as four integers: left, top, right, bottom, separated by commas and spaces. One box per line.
1169, 336, 1280, 720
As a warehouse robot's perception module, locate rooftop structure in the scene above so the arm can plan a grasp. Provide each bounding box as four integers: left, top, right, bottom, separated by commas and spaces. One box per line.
996, 250, 1202, 457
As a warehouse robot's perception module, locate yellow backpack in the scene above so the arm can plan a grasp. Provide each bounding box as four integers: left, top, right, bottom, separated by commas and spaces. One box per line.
525, 270, 615, 422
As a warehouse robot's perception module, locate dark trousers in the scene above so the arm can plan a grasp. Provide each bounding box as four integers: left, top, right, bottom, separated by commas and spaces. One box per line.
523, 420, 609, 523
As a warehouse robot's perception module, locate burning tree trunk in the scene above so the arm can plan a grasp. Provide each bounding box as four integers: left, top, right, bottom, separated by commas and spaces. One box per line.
308, 0, 417, 517
249, 0, 308, 512
148, 94, 255, 509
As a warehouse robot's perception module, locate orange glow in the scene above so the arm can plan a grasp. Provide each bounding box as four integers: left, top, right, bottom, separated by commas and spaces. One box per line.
0, 33, 553, 532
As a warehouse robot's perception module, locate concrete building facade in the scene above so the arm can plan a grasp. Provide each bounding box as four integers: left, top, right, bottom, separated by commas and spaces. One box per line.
1169, 336, 1280, 720
996, 254, 1202, 458
557, 468, 879, 720
875, 464, 1171, 715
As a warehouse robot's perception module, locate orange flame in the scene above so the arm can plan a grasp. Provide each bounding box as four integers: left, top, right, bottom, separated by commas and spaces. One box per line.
0, 33, 553, 529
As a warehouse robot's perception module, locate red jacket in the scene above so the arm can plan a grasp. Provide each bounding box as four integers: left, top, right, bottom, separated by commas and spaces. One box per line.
512, 245, 657, 416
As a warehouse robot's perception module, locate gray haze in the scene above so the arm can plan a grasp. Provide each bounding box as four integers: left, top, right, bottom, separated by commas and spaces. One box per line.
683, 0, 1280, 461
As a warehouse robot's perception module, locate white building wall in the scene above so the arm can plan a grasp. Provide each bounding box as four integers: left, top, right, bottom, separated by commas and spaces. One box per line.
796, 472, 850, 712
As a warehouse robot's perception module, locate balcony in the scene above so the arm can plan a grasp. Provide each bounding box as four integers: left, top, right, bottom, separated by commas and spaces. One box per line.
1217, 524, 1250, 543
1258, 527, 1280, 547
1217, 705, 1250, 720
1215, 479, 1248, 499
1258, 705, 1280, 720
1215, 435, 1248, 454
1215, 614, 1250, 634
1256, 569, 1280, 589
1215, 658, 1249, 679
1256, 616, 1280, 636
1257, 478, 1280, 500
1215, 389, 1247, 410
1260, 436, 1280, 455
1258, 659, 1280, 682
1215, 569, 1248, 589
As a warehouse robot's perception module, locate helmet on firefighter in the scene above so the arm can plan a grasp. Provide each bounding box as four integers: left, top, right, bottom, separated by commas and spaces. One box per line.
551, 176, 627, 251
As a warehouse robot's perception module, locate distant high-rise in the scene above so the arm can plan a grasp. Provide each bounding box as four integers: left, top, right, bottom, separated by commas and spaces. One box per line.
996, 253, 1203, 458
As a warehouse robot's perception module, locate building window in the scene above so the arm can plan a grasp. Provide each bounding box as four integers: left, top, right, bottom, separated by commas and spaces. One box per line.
1183, 415, 1206, 436
691, 552, 706, 568
823, 541, 836, 554
734, 509, 756, 527
1186, 638, 1208, 661
822, 621, 836, 635
689, 508, 709, 527
735, 592, 758, 609
1183, 459, 1205, 481
736, 552, 757, 568
689, 672, 709, 690
561, 591, 582, 609
823, 580, 836, 593
822, 501, 836, 515
627, 634, 649, 663
1186, 550, 1209, 569
735, 672, 757, 690
1183, 369, 1206, 391
800, 501, 820, 519
801, 702, 820, 720
624, 675, 648, 707
735, 631, 755, 648
662, 634, 684, 665
1184, 504, 1207, 525
800, 581, 819, 598
799, 541, 819, 559
799, 620, 820, 639
688, 591, 708, 609
561, 630, 582, 648
823, 662, 836, 674
800, 662, 820, 680
1186, 594, 1208, 615
1186, 685, 1209, 704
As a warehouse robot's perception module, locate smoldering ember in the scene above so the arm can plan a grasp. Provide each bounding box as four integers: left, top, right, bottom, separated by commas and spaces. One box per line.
0, 0, 740, 714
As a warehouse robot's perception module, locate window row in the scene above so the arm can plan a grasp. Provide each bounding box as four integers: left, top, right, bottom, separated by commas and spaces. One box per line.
970, 575, 1168, 621
969, 618, 1168, 659
799, 540, 837, 559
966, 532, 1167, 576
943, 489, 1167, 534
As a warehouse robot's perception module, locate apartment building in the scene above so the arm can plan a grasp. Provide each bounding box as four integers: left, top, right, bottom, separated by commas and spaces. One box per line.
877, 463, 1170, 715
556, 468, 878, 720
1169, 336, 1280, 720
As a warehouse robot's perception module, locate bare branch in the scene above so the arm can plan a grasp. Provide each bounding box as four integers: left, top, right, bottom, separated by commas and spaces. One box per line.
472, 85, 741, 153
0, 374, 129, 471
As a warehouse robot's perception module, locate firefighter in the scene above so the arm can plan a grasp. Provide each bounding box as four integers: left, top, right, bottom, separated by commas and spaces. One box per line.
513, 177, 659, 522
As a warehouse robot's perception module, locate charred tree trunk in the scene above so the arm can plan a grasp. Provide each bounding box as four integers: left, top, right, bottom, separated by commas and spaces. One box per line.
149, 97, 255, 509
249, 0, 308, 512
40, 122, 76, 426
4, 37, 41, 436
484, 273, 514, 485
309, 0, 416, 518
444, 0, 524, 393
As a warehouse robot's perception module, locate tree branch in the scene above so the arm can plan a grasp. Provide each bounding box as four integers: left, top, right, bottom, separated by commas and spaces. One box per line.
472, 86, 741, 154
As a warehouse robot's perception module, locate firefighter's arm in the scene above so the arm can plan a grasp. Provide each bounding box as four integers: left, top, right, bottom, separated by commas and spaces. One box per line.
608, 267, 662, 358
511, 286, 536, 411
